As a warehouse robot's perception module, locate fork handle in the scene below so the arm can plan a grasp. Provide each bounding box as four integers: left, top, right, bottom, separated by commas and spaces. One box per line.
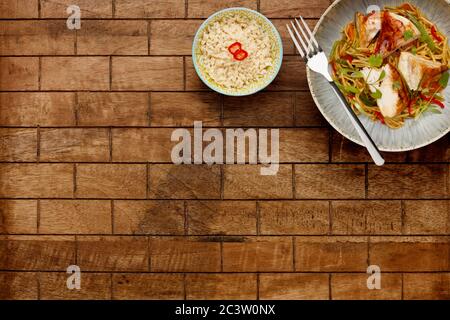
329, 82, 385, 166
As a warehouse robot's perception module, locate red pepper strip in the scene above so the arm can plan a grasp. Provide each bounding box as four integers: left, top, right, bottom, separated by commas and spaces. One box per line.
430, 26, 443, 43
342, 54, 353, 64
407, 97, 418, 115
420, 93, 445, 109
228, 42, 242, 55
233, 49, 248, 61
375, 111, 385, 124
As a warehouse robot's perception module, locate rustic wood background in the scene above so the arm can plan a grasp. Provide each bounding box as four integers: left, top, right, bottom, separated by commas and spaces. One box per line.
0, 0, 449, 300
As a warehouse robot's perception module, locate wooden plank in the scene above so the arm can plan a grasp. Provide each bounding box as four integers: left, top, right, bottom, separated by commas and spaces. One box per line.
0, 57, 39, 91
295, 236, 368, 272
403, 200, 450, 234
369, 236, 450, 272
331, 273, 402, 300
40, 128, 110, 162
187, 201, 257, 235
0, 164, 74, 198
295, 164, 366, 199
77, 236, 148, 272
112, 57, 184, 91
259, 201, 329, 235
259, 273, 329, 300
0, 200, 37, 234
368, 165, 448, 199
222, 236, 293, 272
76, 164, 147, 199
403, 273, 450, 300
223, 165, 293, 199
187, 0, 257, 18
0, 21, 75, 55
0, 272, 38, 299
77, 21, 148, 55
186, 274, 257, 300
331, 201, 402, 235
148, 165, 221, 199
39, 272, 111, 300
41, 57, 110, 91
223, 92, 294, 127
114, 200, 184, 235
151, 20, 202, 55
0, 235, 76, 270
149, 236, 221, 272
151, 92, 221, 127
0, 128, 37, 162
39, 200, 112, 234
115, 0, 184, 18
113, 273, 184, 300
0, 0, 38, 18
41, 0, 112, 18
260, 0, 330, 18
279, 128, 329, 162
0, 93, 76, 127
77, 92, 148, 127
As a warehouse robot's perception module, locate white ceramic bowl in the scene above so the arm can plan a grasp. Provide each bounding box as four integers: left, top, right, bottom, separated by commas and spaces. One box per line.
192, 7, 283, 96
308, 0, 450, 151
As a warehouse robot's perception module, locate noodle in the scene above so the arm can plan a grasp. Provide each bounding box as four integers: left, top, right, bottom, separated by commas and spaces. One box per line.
330, 3, 450, 129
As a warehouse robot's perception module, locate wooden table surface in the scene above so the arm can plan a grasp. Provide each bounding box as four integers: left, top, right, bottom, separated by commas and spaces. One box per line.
0, 0, 449, 300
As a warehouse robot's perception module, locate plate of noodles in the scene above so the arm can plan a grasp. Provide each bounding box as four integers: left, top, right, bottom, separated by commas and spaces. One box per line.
308, 0, 450, 151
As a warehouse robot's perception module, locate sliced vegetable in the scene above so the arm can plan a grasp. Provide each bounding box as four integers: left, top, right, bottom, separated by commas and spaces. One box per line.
228, 42, 242, 55
371, 88, 382, 99
368, 54, 383, 68
375, 111, 385, 124
233, 49, 248, 61
408, 14, 437, 52
438, 72, 449, 89
420, 93, 445, 109
407, 97, 418, 115
430, 25, 443, 43
344, 85, 360, 94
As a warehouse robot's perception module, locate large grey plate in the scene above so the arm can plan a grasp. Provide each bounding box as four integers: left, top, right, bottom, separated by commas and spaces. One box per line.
308, 0, 450, 152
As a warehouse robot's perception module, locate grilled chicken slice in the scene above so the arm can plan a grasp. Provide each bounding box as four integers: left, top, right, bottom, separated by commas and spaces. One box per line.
361, 64, 409, 118
398, 52, 447, 91
375, 12, 420, 57
356, 12, 382, 48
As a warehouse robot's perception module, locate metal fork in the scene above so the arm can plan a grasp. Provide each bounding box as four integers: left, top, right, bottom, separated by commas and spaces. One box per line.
287, 17, 385, 166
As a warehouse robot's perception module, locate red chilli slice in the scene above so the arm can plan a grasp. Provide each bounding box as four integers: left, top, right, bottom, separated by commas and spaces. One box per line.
431, 26, 443, 43
228, 42, 242, 55
233, 49, 248, 61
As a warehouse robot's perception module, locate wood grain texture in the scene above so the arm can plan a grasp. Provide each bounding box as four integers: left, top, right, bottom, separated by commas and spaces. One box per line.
0, 0, 38, 18
113, 273, 184, 300
151, 92, 221, 127
0, 21, 75, 55
222, 236, 293, 272
331, 273, 402, 300
77, 92, 149, 127
149, 236, 221, 272
259, 273, 329, 300
0, 0, 449, 301
40, 0, 112, 18
77, 236, 149, 272
186, 273, 257, 300
187, 201, 257, 235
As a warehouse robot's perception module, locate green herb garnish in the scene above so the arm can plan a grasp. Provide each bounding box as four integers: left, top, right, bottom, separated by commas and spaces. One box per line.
438, 72, 449, 89
371, 89, 382, 99
368, 54, 383, 68
403, 30, 414, 41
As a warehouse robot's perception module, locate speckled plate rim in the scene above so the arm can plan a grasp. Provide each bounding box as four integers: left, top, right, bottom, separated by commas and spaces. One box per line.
192, 7, 283, 97
306, 0, 450, 152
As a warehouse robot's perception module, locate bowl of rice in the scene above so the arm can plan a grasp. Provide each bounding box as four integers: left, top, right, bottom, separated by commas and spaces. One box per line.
192, 7, 283, 96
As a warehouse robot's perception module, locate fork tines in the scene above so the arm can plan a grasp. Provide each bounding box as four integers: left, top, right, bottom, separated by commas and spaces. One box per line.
286, 16, 322, 60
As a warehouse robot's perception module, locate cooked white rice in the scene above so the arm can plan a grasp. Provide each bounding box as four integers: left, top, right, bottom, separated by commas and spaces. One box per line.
198, 13, 274, 89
